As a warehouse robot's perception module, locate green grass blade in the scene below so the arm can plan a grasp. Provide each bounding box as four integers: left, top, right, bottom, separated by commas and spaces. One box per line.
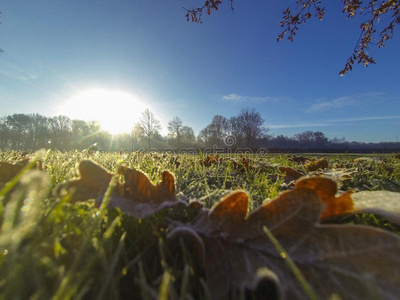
263, 225, 318, 300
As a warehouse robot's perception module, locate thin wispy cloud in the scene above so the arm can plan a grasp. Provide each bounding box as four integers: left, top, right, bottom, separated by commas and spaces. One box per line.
306, 92, 385, 113
0, 62, 39, 81
268, 123, 330, 129
327, 115, 400, 123
268, 115, 400, 130
306, 96, 357, 112
222, 93, 283, 103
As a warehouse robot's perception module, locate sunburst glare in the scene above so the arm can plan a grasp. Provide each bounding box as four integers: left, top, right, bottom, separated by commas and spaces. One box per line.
59, 89, 147, 134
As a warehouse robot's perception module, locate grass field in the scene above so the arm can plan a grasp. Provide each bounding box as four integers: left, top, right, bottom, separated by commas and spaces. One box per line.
0, 150, 399, 299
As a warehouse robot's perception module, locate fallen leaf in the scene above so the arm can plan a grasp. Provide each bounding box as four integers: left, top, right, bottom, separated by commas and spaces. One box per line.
231, 157, 254, 172
0, 162, 26, 185
56, 160, 202, 218
308, 168, 356, 183
269, 167, 305, 189
0, 159, 41, 185
353, 157, 382, 164
295, 177, 354, 219
278, 166, 304, 182
203, 155, 221, 166
288, 155, 309, 164
304, 157, 328, 171
170, 177, 400, 299
56, 160, 113, 203
383, 165, 394, 175
119, 166, 176, 203
352, 190, 400, 224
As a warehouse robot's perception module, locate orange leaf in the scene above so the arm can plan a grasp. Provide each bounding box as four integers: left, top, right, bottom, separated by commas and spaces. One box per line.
57, 160, 202, 218
304, 157, 328, 171
294, 177, 354, 219
278, 166, 304, 182
0, 159, 40, 185
171, 177, 400, 299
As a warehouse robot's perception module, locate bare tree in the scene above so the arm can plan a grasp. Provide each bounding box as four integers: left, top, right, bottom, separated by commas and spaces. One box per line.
238, 108, 266, 148
131, 123, 145, 149
49, 115, 71, 149
197, 126, 212, 146
29, 114, 50, 149
139, 108, 161, 150
181, 125, 196, 146
227, 116, 244, 147
71, 119, 90, 148
167, 117, 184, 147
6, 114, 32, 150
208, 115, 228, 146
295, 130, 329, 149
0, 117, 11, 148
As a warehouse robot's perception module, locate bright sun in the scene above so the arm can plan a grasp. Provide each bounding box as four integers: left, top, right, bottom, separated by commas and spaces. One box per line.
60, 89, 147, 135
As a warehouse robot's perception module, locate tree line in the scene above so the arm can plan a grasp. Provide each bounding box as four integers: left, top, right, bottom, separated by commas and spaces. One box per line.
1, 108, 399, 151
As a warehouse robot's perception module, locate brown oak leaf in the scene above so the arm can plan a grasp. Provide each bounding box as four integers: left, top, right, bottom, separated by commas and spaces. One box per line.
352, 190, 400, 224
308, 168, 357, 184
278, 166, 304, 182
304, 157, 328, 171
169, 177, 400, 299
56, 160, 202, 218
203, 155, 222, 166
56, 160, 113, 203
0, 159, 41, 185
269, 167, 305, 185
288, 155, 309, 164
294, 177, 354, 220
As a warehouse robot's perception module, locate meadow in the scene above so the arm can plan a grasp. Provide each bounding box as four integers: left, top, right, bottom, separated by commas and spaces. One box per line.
0, 150, 399, 300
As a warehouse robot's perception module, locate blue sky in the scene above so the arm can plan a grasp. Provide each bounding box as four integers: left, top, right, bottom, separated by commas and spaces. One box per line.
0, 0, 399, 142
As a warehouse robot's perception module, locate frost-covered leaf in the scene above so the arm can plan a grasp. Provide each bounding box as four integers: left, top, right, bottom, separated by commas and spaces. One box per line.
304, 157, 328, 171
278, 167, 304, 182
308, 168, 357, 183
57, 160, 202, 218
269, 167, 304, 184
288, 155, 309, 164
295, 177, 354, 219
170, 177, 400, 299
0, 159, 30, 185
56, 160, 113, 203
352, 190, 400, 224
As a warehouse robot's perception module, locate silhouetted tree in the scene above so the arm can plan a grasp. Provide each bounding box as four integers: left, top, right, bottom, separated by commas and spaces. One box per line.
49, 116, 71, 149
1, 112, 399, 151
139, 108, 161, 149
208, 115, 228, 146
167, 117, 184, 147
0, 117, 11, 148
238, 108, 267, 148
197, 126, 212, 146
295, 131, 329, 149
131, 123, 145, 150
313, 131, 329, 148
181, 125, 196, 146
227, 116, 244, 147
6, 114, 32, 150
29, 114, 50, 149
71, 119, 91, 148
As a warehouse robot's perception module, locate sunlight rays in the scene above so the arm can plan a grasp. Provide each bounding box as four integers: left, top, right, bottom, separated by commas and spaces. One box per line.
59, 89, 147, 134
